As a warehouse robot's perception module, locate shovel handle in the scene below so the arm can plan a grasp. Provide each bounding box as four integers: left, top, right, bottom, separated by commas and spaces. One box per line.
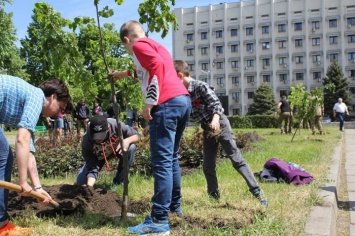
0, 180, 59, 208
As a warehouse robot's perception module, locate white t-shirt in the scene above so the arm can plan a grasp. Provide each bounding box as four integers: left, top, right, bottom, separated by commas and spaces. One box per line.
333, 102, 347, 113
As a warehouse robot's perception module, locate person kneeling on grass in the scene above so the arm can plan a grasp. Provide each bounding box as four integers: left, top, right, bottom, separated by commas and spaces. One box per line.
76, 115, 139, 188
174, 60, 267, 206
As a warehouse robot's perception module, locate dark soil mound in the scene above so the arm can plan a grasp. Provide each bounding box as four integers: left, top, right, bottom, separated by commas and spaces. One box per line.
7, 184, 149, 218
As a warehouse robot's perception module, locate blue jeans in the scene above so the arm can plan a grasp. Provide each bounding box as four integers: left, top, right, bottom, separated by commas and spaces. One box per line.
76, 144, 136, 186
149, 95, 191, 224
336, 112, 345, 130
0, 128, 14, 223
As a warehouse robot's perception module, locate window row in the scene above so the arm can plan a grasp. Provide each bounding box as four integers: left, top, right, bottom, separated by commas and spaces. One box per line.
186, 18, 355, 41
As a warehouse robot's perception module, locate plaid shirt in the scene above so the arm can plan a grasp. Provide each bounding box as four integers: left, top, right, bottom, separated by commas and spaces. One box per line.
0, 75, 44, 151
188, 79, 224, 123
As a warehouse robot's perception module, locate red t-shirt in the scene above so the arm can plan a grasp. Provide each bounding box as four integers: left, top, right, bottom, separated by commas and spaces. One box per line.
131, 38, 189, 105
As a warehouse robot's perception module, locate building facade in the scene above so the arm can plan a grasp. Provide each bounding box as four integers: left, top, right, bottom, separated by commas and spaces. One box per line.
173, 0, 355, 115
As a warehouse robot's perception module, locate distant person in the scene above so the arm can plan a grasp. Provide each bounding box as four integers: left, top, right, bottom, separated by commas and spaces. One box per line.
275, 95, 292, 134
126, 103, 134, 127
333, 98, 349, 131
76, 116, 139, 188
92, 100, 103, 116
74, 98, 90, 135
63, 111, 74, 136
309, 91, 324, 135
0, 75, 73, 235
54, 111, 64, 139
174, 60, 267, 206
107, 99, 120, 119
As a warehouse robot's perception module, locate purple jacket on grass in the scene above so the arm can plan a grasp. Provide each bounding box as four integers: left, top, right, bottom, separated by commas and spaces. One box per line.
263, 158, 314, 184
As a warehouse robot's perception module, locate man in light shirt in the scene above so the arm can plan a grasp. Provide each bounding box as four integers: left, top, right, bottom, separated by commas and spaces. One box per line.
333, 98, 349, 131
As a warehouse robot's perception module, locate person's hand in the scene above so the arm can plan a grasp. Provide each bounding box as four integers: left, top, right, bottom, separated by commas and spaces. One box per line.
143, 126, 150, 137
109, 70, 127, 81
35, 188, 52, 205
143, 104, 154, 121
116, 140, 129, 153
19, 182, 33, 197
210, 118, 220, 132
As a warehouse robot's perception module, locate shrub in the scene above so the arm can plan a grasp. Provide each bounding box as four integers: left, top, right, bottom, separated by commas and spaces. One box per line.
227, 115, 278, 128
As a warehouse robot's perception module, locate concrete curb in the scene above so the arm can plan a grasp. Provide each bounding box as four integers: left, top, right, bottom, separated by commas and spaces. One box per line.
304, 136, 342, 236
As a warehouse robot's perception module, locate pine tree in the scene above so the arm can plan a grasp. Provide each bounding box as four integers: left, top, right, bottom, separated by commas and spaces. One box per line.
248, 83, 276, 115
323, 61, 351, 117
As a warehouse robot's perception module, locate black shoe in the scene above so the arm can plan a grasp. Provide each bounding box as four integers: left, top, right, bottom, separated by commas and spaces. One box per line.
208, 190, 220, 200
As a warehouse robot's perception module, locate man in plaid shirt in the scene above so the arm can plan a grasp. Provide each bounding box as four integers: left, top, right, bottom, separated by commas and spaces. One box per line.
174, 60, 267, 206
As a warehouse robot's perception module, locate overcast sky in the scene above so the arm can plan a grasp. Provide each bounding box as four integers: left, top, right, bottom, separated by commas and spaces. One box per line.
4, 0, 239, 55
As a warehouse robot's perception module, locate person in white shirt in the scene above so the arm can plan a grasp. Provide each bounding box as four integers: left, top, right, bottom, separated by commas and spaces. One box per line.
333, 98, 349, 131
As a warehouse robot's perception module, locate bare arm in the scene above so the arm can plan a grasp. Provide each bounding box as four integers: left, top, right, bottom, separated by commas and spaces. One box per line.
16, 128, 32, 192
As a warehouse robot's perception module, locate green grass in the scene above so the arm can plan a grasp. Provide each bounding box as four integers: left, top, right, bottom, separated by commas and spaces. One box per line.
10, 126, 341, 235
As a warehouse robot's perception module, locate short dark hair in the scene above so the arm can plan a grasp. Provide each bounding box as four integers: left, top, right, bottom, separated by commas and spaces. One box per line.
174, 60, 190, 77
38, 79, 73, 113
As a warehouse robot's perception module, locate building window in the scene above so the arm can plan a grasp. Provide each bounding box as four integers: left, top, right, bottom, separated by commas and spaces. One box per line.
279, 40, 286, 48
329, 36, 338, 44
231, 44, 238, 52
313, 72, 321, 80
295, 56, 304, 64
246, 60, 254, 67
262, 42, 270, 50
247, 76, 254, 83
294, 22, 302, 31
263, 75, 270, 82
246, 27, 253, 35
312, 21, 320, 29
201, 32, 207, 40
216, 46, 223, 54
262, 26, 269, 34
348, 35, 355, 43
312, 55, 321, 63
202, 63, 208, 70
278, 24, 286, 32
186, 34, 193, 42
216, 30, 223, 38
200, 78, 207, 83
188, 64, 194, 71
329, 53, 338, 62
187, 48, 193, 56
262, 58, 270, 66
231, 61, 238, 68
217, 77, 224, 85
232, 109, 240, 115
279, 74, 287, 82
247, 92, 254, 99
296, 73, 304, 81
280, 90, 289, 97
279, 57, 287, 65
246, 43, 254, 52
216, 62, 223, 69
295, 39, 303, 47
348, 52, 355, 61
349, 70, 355, 78
312, 38, 320, 46
232, 92, 240, 100
347, 17, 355, 26
232, 76, 239, 84
201, 47, 208, 55
231, 29, 238, 37
329, 19, 337, 27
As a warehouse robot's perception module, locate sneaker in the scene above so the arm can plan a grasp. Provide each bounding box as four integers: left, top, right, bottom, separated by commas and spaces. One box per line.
252, 189, 268, 206
208, 190, 220, 200
126, 215, 170, 235
0, 221, 32, 236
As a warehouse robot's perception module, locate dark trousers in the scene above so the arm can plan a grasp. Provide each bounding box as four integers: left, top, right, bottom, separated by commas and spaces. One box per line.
336, 112, 345, 130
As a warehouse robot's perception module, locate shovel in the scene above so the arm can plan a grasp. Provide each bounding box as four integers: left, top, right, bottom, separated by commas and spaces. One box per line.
0, 180, 59, 208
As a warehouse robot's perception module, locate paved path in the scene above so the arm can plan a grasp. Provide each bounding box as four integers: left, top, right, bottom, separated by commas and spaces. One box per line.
346, 129, 355, 236
305, 129, 355, 235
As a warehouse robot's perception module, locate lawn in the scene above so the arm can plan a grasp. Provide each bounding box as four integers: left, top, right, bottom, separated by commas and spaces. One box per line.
7, 126, 341, 235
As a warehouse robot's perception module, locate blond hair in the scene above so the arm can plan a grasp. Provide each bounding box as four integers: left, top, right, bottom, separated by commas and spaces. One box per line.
120, 20, 146, 43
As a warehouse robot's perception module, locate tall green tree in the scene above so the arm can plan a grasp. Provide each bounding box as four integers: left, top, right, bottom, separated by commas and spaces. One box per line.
0, 0, 27, 78
323, 61, 351, 118
248, 83, 276, 115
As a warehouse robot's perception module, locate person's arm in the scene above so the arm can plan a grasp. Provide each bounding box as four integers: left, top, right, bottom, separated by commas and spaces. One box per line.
16, 128, 32, 192
333, 104, 337, 118
346, 105, 350, 116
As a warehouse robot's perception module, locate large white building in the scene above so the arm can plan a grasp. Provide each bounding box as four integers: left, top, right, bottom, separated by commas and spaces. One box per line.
173, 0, 355, 115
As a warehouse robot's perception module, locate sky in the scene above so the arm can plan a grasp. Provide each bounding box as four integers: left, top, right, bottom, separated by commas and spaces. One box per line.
4, 0, 239, 55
